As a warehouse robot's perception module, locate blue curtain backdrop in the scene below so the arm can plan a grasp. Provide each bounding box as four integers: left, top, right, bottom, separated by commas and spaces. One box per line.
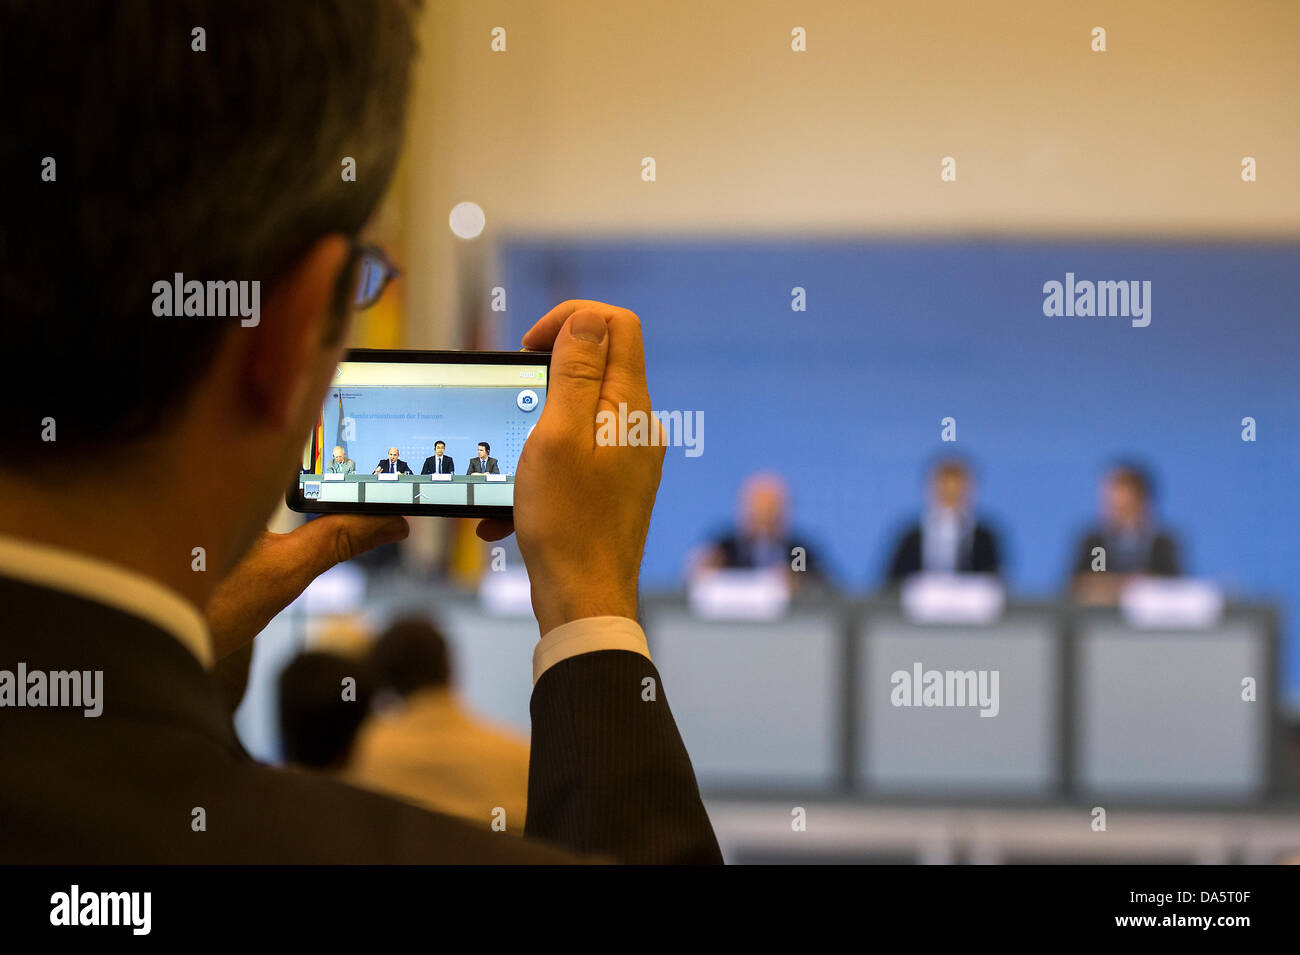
500, 239, 1300, 704
324, 385, 543, 476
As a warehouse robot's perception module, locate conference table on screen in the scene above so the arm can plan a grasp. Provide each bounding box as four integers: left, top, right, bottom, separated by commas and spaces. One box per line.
301, 473, 515, 506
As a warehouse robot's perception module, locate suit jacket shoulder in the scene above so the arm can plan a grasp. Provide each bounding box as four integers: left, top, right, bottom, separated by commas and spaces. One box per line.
886, 523, 924, 581
1149, 531, 1181, 575
970, 521, 1001, 574
0, 577, 720, 864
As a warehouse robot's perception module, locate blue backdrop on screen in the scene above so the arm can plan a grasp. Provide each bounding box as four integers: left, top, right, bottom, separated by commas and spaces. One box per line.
500, 238, 1300, 705
323, 386, 543, 475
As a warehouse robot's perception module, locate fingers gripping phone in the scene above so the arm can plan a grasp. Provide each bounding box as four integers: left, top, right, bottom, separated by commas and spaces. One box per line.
287, 348, 550, 518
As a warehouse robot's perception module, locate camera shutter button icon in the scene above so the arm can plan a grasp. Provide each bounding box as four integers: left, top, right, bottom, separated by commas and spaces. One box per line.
516, 389, 539, 412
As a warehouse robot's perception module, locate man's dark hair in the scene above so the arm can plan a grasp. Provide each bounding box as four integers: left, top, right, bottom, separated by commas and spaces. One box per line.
434, 440, 445, 449
369, 616, 452, 697
2, 1, 419, 462
478, 442, 490, 453
277, 651, 375, 769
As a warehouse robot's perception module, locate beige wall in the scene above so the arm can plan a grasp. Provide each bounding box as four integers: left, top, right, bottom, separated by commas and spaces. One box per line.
398, 0, 1299, 344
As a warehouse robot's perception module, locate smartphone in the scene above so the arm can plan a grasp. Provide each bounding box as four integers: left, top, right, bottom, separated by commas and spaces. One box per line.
287, 348, 549, 518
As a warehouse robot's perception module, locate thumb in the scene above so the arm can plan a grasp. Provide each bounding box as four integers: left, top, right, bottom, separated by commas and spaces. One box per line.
475, 517, 514, 542
541, 309, 609, 440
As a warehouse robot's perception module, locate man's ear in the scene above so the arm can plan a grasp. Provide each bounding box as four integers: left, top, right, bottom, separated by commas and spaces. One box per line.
239, 235, 352, 430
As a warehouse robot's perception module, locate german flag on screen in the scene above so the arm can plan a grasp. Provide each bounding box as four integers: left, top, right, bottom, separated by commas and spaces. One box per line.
313, 414, 324, 473
302, 412, 324, 473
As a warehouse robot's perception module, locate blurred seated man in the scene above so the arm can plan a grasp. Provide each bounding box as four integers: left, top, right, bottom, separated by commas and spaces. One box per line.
327, 446, 356, 474
466, 441, 499, 475
346, 617, 530, 831
1070, 462, 1182, 604
278, 652, 375, 771
694, 473, 827, 587
886, 456, 1001, 583
373, 446, 412, 475
420, 440, 455, 476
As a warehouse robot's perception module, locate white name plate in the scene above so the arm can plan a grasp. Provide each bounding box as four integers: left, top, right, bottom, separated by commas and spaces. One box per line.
688, 569, 791, 620
427, 473, 452, 481
1121, 578, 1224, 629
900, 573, 1006, 625
323, 472, 345, 482
377, 472, 400, 481
485, 473, 507, 483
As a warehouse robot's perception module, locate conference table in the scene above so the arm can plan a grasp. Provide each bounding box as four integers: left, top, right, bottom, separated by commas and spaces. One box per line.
416, 588, 1279, 805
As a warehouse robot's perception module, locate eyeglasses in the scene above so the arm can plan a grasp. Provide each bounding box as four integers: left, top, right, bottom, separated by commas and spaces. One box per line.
348, 242, 400, 310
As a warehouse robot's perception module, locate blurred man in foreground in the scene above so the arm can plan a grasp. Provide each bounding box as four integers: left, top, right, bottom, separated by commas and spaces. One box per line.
1070, 462, 1182, 604
885, 456, 1001, 583
0, 1, 719, 864
347, 617, 530, 830
279, 651, 375, 771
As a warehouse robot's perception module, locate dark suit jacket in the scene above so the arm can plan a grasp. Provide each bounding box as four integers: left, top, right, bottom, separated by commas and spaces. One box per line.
467, 456, 499, 475
1071, 527, 1180, 576
420, 454, 455, 476
886, 520, 1001, 582
0, 576, 722, 864
374, 459, 412, 475
712, 531, 826, 582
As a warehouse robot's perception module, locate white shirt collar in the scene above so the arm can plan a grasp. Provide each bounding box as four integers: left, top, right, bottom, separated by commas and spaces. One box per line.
0, 533, 213, 669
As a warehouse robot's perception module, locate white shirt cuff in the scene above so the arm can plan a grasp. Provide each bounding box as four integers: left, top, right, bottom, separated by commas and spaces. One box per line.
532, 616, 652, 685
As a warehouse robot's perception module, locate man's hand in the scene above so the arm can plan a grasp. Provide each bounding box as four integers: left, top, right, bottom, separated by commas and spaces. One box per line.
205, 514, 409, 659
477, 300, 665, 636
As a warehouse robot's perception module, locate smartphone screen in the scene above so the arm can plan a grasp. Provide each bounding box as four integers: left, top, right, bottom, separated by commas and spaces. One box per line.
287, 349, 549, 517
